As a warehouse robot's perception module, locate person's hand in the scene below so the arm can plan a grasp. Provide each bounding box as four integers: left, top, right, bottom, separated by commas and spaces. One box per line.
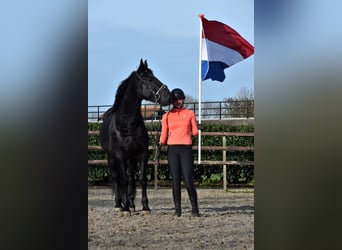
197, 122, 203, 130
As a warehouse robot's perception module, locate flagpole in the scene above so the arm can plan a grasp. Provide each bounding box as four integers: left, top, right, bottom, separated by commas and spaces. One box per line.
198, 14, 204, 164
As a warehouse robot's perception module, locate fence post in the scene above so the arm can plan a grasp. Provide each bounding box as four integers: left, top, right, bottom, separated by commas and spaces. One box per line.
246, 100, 249, 118
223, 136, 227, 191
219, 101, 222, 120
154, 163, 158, 190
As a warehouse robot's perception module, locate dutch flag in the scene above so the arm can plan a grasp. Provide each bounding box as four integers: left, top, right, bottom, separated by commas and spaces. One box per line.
199, 15, 254, 82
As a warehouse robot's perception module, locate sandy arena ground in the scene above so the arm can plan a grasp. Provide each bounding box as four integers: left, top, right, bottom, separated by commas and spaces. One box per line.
88, 187, 254, 249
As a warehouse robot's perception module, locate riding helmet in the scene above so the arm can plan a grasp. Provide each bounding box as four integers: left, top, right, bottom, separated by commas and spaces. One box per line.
171, 88, 185, 100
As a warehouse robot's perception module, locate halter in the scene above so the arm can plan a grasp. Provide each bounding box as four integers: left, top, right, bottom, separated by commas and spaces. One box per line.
153, 84, 167, 103
135, 72, 167, 103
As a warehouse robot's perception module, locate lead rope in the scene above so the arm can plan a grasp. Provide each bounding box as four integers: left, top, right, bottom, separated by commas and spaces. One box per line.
149, 105, 163, 189
151, 105, 163, 164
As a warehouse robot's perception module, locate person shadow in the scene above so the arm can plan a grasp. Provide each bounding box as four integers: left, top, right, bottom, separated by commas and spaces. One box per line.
206, 205, 254, 214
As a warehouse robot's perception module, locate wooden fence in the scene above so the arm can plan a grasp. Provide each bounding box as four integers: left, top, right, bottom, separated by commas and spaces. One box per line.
88, 131, 254, 191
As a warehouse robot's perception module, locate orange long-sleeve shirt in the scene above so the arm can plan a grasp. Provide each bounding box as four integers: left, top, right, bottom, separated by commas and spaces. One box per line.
159, 108, 198, 145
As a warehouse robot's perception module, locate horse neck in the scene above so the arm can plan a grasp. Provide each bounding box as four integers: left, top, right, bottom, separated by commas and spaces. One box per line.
115, 85, 144, 135
120, 84, 141, 114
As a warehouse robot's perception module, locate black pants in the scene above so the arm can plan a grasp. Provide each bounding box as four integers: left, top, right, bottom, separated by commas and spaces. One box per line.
167, 145, 198, 211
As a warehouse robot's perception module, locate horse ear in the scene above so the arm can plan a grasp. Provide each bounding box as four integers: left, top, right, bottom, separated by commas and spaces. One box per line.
137, 59, 144, 72
144, 60, 148, 68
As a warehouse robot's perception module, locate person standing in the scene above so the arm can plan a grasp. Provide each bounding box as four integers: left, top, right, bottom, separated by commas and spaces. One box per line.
158, 88, 200, 217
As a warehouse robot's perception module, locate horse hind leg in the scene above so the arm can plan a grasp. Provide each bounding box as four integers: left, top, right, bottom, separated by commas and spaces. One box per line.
109, 158, 123, 211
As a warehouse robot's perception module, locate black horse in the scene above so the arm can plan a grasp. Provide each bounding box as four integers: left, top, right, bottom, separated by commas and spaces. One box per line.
99, 59, 171, 215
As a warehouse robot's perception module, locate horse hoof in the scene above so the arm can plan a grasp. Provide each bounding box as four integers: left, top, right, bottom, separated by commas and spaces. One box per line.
120, 210, 131, 217
141, 210, 151, 216
129, 207, 135, 212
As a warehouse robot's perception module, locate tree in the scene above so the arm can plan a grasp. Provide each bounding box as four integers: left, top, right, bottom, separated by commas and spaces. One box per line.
237, 86, 254, 100
223, 87, 254, 118
182, 93, 198, 113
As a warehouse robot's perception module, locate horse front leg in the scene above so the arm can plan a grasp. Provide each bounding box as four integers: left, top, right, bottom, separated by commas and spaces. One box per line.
139, 154, 151, 214
127, 159, 137, 212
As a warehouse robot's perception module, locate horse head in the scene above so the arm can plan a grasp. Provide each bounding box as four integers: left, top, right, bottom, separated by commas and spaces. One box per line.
136, 59, 171, 106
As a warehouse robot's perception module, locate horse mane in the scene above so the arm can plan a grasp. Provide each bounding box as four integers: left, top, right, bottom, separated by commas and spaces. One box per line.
112, 72, 138, 111
106, 59, 151, 115
99, 73, 136, 121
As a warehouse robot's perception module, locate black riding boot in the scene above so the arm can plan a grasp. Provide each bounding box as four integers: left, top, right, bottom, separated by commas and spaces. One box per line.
173, 187, 181, 217
188, 189, 199, 217
175, 202, 181, 217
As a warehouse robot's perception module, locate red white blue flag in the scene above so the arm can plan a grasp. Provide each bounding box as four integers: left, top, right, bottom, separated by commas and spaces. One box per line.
199, 15, 254, 82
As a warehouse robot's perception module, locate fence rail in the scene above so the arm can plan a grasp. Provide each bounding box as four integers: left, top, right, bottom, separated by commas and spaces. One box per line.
88, 130, 254, 190
88, 100, 254, 122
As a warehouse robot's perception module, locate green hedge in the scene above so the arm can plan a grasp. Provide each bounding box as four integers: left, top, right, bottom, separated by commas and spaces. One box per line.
88, 122, 254, 187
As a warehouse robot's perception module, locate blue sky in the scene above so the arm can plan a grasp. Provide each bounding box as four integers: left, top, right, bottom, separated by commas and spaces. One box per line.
88, 0, 254, 106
